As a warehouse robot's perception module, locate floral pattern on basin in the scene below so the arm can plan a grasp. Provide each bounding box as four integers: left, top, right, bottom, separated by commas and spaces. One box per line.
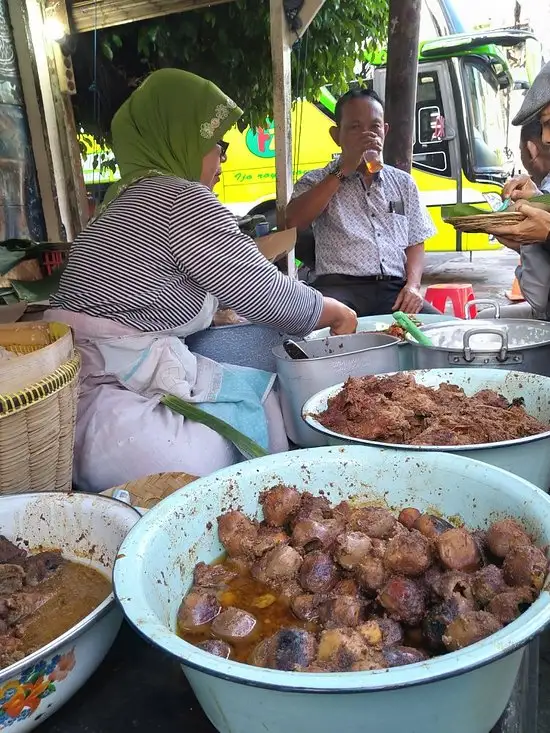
0, 649, 75, 727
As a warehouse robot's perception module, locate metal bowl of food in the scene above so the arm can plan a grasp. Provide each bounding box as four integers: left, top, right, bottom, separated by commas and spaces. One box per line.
0, 492, 140, 731
302, 369, 550, 488
113, 446, 550, 733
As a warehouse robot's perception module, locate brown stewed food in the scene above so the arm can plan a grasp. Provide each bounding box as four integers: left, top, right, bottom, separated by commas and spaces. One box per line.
0, 536, 112, 669
315, 373, 548, 445
177, 487, 548, 671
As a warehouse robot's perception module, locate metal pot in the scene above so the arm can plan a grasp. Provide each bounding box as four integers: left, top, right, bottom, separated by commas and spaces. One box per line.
273, 332, 400, 447
114, 446, 550, 733
306, 314, 458, 370
407, 309, 550, 376
302, 368, 550, 488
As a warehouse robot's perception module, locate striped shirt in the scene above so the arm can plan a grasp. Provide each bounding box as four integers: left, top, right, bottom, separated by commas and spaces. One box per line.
51, 176, 323, 336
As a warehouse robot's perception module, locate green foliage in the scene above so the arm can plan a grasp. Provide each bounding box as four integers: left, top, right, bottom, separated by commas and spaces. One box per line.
71, 0, 388, 142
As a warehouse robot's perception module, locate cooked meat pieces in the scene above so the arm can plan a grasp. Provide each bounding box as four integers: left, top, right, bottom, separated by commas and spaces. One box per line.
291, 493, 332, 527
177, 590, 221, 632
471, 565, 507, 607
378, 577, 426, 626
252, 545, 302, 586
22, 550, 65, 586
193, 562, 238, 589
0, 537, 26, 565
291, 594, 321, 622
333, 532, 372, 570
0, 565, 25, 595
211, 607, 257, 643
0, 591, 53, 627
350, 507, 396, 539
299, 551, 339, 594
252, 527, 289, 557
186, 492, 546, 674
422, 598, 468, 652
318, 596, 364, 628
436, 529, 481, 572
384, 530, 431, 577
291, 519, 341, 551
356, 557, 387, 594
398, 508, 421, 530
486, 519, 532, 559
383, 646, 428, 667
317, 628, 375, 670
413, 514, 453, 541
197, 639, 232, 659
317, 375, 548, 446
250, 629, 317, 671
503, 545, 548, 591
260, 485, 301, 527
217, 511, 258, 559
0, 634, 24, 668
430, 571, 474, 603
488, 587, 536, 625
443, 611, 503, 652
378, 619, 404, 647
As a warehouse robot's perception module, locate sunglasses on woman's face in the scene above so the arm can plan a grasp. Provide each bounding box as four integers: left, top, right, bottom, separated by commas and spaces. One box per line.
218, 140, 229, 162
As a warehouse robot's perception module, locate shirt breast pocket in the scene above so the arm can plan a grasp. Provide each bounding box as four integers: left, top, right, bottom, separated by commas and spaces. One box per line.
381, 212, 409, 248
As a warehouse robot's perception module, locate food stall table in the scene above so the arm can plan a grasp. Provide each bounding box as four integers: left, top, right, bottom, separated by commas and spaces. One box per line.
39, 624, 539, 733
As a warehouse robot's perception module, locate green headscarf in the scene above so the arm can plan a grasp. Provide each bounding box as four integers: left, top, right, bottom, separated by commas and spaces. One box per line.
98, 68, 243, 215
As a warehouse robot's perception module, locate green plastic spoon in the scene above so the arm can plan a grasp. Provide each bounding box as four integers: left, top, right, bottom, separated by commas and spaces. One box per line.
393, 311, 434, 347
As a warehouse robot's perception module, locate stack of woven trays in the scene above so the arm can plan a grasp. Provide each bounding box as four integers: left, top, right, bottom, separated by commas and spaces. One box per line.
102, 472, 198, 509
0, 322, 80, 494
444, 211, 525, 234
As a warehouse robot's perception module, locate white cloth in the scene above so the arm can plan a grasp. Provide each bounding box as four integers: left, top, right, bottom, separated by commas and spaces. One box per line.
45, 304, 288, 493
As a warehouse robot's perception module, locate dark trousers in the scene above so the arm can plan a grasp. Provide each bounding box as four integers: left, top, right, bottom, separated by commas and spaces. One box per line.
314, 275, 440, 317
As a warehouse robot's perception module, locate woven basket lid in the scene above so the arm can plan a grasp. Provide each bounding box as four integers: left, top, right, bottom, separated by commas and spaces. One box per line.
104, 472, 198, 509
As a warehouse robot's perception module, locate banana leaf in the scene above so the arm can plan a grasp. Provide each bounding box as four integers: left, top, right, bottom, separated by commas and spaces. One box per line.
161, 394, 269, 460
442, 194, 550, 221
10, 268, 64, 303
441, 203, 488, 218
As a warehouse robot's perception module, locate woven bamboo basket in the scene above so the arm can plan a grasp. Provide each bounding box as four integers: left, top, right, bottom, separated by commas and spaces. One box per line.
0, 321, 74, 394
104, 472, 198, 509
0, 351, 80, 495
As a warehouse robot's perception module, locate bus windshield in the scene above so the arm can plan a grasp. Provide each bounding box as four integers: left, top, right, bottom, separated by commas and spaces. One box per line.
462, 58, 508, 177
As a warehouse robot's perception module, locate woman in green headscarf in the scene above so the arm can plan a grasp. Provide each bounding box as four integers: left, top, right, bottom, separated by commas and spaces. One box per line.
47, 69, 356, 493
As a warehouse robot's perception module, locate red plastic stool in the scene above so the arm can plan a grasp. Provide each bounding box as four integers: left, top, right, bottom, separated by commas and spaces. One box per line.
424, 283, 477, 319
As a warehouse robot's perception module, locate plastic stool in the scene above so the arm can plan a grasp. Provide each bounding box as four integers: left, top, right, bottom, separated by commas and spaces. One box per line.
424, 283, 476, 319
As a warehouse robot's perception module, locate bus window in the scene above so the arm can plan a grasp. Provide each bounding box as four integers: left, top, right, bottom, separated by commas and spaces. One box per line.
462, 58, 507, 178
413, 70, 452, 177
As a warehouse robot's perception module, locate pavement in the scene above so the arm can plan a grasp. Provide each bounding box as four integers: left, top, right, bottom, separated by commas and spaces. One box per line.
422, 249, 521, 306
423, 248, 549, 732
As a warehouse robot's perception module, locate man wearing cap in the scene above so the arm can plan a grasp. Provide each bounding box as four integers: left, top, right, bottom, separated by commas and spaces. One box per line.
486, 61, 550, 319
487, 61, 550, 243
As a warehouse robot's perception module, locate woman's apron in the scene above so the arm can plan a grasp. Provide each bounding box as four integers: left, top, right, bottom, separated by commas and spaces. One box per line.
45, 296, 288, 492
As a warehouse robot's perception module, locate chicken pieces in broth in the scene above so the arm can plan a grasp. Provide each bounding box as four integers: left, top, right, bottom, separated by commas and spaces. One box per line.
0, 536, 111, 669
177, 488, 548, 672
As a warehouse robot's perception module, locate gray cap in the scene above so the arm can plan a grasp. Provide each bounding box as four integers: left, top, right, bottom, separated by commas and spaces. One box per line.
513, 60, 550, 127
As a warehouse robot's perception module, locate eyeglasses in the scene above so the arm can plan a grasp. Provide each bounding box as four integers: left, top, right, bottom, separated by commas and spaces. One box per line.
218, 140, 229, 162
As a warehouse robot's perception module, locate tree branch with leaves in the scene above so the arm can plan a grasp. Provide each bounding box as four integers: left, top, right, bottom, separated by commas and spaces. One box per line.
71, 0, 389, 144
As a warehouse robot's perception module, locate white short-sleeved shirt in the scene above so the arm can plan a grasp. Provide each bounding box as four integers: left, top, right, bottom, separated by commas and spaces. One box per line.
292, 161, 437, 278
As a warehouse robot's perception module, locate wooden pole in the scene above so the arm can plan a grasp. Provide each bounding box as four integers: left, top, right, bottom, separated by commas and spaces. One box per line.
270, 0, 295, 276
383, 0, 422, 173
